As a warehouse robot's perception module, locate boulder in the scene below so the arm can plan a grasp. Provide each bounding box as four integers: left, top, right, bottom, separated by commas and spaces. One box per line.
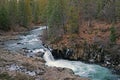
51, 48, 74, 60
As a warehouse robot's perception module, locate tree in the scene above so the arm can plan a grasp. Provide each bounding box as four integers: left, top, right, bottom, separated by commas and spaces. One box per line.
24, 0, 32, 26
0, 6, 10, 31
18, 0, 32, 27
66, 0, 80, 34
96, 0, 108, 19
31, 0, 40, 24
116, 0, 120, 22
38, 0, 48, 24
104, 0, 116, 23
8, 0, 18, 26
47, 0, 65, 38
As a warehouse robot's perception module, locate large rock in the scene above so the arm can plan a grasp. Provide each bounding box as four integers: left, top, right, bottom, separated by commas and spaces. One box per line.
51, 48, 74, 60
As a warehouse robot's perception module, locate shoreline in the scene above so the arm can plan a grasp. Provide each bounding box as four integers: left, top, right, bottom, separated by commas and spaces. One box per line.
0, 26, 89, 80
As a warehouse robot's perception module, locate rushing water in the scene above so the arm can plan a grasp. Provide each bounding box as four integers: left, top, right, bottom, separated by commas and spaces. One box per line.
5, 26, 120, 80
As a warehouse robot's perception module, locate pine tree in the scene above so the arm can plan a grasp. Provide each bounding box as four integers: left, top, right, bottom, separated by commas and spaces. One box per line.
67, 0, 79, 34
38, 0, 48, 24
8, 0, 18, 26
31, 0, 40, 24
18, 0, 32, 27
47, 0, 65, 38
0, 6, 10, 31
25, 0, 32, 25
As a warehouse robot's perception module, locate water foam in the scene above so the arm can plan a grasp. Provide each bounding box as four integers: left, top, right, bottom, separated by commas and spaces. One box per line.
5, 26, 119, 80
44, 49, 119, 80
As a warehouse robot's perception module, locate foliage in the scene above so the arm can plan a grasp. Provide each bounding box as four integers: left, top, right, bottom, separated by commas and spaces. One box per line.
66, 0, 80, 34
47, 0, 65, 38
0, 0, 120, 35
110, 25, 117, 43
18, 0, 32, 27
31, 0, 40, 24
8, 0, 18, 26
0, 6, 10, 31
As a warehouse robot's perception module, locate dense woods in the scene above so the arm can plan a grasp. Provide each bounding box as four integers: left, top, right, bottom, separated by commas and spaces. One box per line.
0, 0, 120, 37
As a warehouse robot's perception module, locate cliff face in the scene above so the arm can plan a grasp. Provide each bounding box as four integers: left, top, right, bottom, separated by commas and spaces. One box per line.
51, 42, 120, 74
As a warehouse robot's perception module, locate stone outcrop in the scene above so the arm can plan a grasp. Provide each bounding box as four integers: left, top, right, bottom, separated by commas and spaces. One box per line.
51, 48, 74, 60
50, 42, 120, 75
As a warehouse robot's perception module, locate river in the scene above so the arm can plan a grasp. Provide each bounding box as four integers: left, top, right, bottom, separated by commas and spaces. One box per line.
5, 26, 120, 80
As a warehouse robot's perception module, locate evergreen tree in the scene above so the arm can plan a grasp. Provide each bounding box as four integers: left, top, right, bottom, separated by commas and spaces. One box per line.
39, 0, 48, 24
25, 0, 32, 25
8, 0, 18, 26
0, 6, 10, 31
67, 0, 79, 34
31, 0, 40, 24
47, 0, 65, 38
18, 0, 32, 27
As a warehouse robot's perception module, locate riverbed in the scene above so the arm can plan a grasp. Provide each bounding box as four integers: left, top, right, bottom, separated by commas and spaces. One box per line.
4, 26, 120, 80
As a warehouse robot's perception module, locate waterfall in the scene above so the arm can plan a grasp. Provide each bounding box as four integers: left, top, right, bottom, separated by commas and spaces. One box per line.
43, 49, 55, 62
43, 49, 119, 80
5, 26, 119, 80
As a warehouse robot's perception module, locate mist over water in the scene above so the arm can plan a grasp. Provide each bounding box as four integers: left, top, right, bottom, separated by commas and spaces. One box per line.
5, 26, 120, 80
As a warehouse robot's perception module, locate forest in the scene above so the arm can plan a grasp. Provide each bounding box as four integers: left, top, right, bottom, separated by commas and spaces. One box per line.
0, 0, 120, 32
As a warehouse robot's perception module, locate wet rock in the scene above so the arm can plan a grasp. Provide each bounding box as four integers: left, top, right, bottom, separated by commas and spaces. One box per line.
22, 48, 32, 53
115, 65, 120, 74
51, 42, 120, 75
35, 52, 44, 58
51, 48, 74, 60
17, 42, 22, 45
62, 68, 74, 74
35, 69, 45, 75
0, 42, 4, 47
51, 49, 64, 59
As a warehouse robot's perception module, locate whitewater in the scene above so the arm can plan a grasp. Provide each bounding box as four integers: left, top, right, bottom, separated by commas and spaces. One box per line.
5, 26, 119, 80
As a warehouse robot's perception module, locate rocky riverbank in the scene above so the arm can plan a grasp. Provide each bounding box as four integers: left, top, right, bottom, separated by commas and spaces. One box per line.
0, 48, 89, 80
0, 29, 89, 80
49, 42, 120, 75
44, 22, 120, 76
